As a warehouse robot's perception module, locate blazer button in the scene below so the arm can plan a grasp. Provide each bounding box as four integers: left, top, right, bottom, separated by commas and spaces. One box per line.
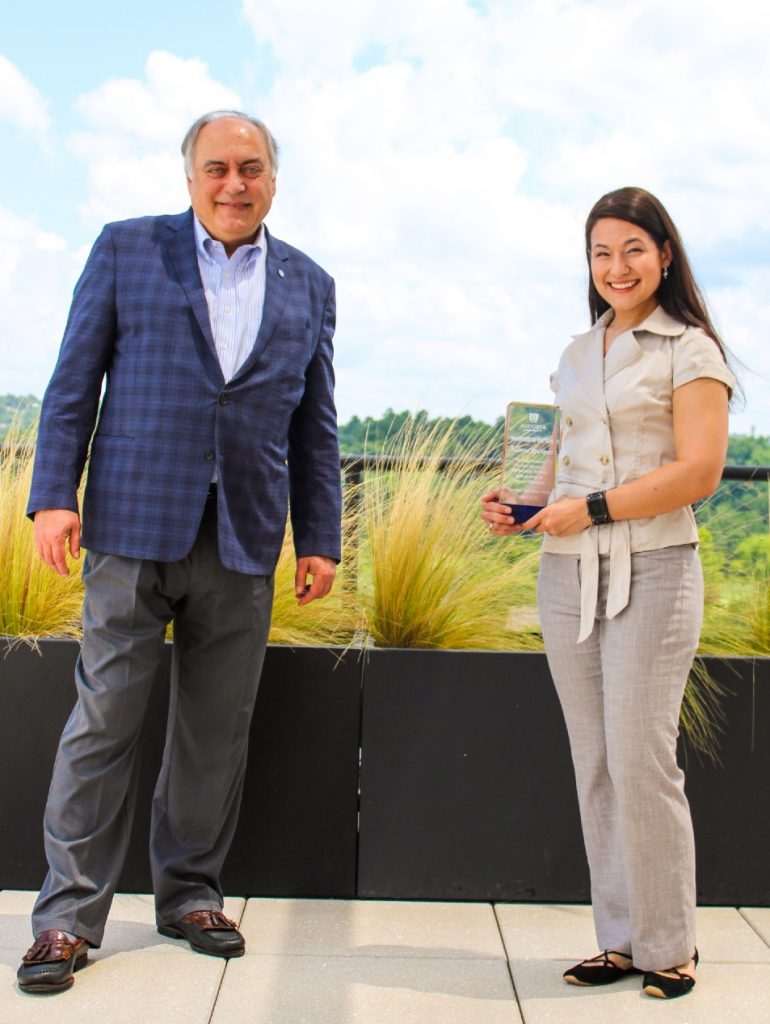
600, 454, 610, 465
218, 395, 229, 405
562, 455, 571, 466
205, 450, 215, 461
565, 417, 573, 427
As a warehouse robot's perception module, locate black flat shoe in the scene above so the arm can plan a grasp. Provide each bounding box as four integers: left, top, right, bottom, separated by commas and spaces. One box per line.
643, 949, 699, 999
563, 949, 636, 986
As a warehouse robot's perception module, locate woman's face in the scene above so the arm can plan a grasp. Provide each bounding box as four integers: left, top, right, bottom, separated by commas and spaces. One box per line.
589, 217, 672, 323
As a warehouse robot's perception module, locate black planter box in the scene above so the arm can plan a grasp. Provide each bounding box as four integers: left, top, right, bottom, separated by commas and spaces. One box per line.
357, 649, 589, 901
3, 641, 768, 905
357, 649, 770, 905
685, 656, 770, 905
0, 641, 361, 897
223, 646, 362, 896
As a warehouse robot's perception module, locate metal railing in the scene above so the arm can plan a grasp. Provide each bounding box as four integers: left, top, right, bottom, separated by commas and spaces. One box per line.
341, 454, 770, 489
5, 445, 770, 488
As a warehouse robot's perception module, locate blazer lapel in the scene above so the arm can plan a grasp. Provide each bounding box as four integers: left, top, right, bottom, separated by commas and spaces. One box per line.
162, 211, 224, 384
230, 229, 291, 382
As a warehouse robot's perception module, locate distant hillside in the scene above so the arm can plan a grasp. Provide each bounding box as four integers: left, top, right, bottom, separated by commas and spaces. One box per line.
0, 394, 41, 438
338, 407, 770, 464
338, 408, 505, 455
2, 394, 769, 472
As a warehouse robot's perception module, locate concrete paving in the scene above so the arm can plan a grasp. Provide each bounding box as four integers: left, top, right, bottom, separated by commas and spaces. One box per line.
1, 892, 769, 1023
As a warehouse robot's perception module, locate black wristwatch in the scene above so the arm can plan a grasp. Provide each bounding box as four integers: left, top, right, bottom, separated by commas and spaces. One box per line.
586, 490, 613, 525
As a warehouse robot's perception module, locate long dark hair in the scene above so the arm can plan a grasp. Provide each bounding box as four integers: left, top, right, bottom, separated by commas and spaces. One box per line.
585, 187, 727, 359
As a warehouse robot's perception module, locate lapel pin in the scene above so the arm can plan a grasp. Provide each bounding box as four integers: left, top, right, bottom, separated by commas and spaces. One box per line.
278, 269, 285, 278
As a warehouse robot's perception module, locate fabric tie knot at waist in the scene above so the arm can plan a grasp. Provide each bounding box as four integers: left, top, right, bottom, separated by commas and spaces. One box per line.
577, 521, 632, 643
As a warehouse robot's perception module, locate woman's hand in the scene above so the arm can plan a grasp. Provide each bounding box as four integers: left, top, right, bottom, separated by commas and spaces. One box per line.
524, 496, 591, 537
482, 490, 591, 538
480, 488, 525, 536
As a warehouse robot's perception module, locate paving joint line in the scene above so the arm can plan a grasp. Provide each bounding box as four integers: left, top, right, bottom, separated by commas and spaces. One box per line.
205, 960, 230, 1024
492, 902, 527, 1023
204, 897, 248, 1023
738, 906, 770, 953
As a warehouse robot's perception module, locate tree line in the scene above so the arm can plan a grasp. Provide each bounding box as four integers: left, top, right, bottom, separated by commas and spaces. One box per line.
3, 395, 767, 566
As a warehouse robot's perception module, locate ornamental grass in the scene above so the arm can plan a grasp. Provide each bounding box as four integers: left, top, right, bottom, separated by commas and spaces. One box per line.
0, 422, 84, 641
686, 508, 770, 761
267, 504, 363, 647
358, 419, 542, 650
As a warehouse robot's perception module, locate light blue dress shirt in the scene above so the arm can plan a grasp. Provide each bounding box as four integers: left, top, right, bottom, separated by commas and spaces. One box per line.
193, 215, 267, 383
193, 216, 268, 481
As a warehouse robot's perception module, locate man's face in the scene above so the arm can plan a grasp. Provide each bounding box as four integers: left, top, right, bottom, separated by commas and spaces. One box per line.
187, 118, 276, 255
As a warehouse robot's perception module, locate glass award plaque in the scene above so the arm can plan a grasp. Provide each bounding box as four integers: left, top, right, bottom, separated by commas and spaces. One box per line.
500, 402, 559, 523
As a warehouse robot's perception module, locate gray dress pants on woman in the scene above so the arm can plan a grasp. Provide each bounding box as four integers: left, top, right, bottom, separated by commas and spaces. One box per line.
538, 545, 701, 972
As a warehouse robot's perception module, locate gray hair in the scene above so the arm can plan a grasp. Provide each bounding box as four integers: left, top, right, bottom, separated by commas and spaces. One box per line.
181, 110, 279, 178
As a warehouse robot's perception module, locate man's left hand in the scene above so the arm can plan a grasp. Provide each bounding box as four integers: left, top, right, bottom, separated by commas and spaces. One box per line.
295, 556, 337, 605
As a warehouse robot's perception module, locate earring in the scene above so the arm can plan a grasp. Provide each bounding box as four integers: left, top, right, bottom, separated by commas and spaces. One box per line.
662, 266, 669, 280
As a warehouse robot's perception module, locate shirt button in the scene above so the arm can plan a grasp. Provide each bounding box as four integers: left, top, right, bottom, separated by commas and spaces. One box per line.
224, 307, 232, 314
600, 455, 610, 465
562, 455, 571, 466
205, 450, 215, 461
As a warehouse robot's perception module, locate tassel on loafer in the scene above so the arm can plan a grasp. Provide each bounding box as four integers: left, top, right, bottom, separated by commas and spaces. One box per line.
643, 949, 699, 999
158, 909, 245, 958
17, 931, 89, 993
563, 949, 636, 986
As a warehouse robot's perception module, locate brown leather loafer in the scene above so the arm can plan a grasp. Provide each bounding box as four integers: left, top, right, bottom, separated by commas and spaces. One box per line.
158, 909, 245, 958
17, 930, 89, 993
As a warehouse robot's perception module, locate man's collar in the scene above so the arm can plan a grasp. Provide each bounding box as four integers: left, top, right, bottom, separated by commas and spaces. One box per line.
193, 215, 265, 260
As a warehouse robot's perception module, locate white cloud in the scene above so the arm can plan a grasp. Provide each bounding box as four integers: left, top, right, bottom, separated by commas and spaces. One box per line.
0, 56, 49, 136
0, 208, 82, 395
3, 1, 769, 439
709, 274, 770, 437
73, 51, 243, 227
239, 0, 770, 433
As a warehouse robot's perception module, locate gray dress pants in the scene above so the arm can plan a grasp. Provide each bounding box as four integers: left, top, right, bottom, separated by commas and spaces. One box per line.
538, 545, 701, 972
31, 496, 274, 947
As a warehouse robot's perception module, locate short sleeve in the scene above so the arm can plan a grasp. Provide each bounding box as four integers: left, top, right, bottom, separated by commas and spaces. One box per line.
672, 327, 736, 395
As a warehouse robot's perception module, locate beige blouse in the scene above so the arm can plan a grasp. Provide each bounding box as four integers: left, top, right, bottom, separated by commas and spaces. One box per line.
543, 305, 736, 643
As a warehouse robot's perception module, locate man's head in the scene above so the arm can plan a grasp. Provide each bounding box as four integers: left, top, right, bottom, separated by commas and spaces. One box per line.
182, 111, 279, 256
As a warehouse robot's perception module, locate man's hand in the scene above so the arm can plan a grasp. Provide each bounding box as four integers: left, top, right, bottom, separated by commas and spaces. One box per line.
295, 555, 336, 606
33, 509, 81, 576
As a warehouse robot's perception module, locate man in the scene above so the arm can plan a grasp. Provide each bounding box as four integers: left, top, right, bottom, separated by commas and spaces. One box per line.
18, 110, 341, 994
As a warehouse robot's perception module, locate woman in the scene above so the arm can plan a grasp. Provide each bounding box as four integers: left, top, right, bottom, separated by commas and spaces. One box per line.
482, 187, 736, 1000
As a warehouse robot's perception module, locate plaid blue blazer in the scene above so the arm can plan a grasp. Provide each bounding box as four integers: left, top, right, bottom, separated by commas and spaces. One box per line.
28, 210, 341, 574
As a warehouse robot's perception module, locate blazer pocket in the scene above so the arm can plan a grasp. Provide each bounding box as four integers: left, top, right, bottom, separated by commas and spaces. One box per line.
273, 316, 312, 344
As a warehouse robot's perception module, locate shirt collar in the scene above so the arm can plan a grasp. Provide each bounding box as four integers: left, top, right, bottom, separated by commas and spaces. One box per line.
193, 215, 265, 262
583, 304, 687, 339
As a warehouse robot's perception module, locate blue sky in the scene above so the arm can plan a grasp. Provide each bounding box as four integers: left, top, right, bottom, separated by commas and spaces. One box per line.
2, 0, 769, 435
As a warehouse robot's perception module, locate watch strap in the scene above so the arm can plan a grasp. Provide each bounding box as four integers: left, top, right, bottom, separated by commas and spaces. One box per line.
586, 490, 612, 525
